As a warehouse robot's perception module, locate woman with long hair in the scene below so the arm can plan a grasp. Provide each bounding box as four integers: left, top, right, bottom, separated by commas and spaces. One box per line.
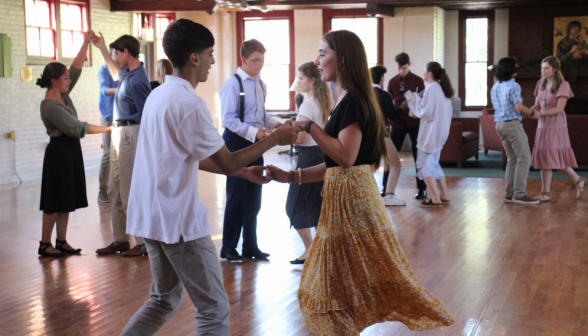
267, 30, 454, 335
286, 62, 332, 265
405, 62, 455, 207
150, 58, 173, 90
38, 30, 112, 257
530, 56, 586, 201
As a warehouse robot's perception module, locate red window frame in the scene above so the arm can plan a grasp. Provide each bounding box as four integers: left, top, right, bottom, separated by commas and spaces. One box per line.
60, 0, 90, 63
236, 10, 295, 112
155, 13, 175, 60
322, 9, 384, 66
24, 0, 91, 65
458, 10, 495, 111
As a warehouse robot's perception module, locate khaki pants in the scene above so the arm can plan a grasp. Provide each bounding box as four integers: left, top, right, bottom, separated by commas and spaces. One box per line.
108, 124, 143, 244
120, 236, 231, 336
384, 137, 402, 195
495, 121, 531, 199
99, 117, 112, 192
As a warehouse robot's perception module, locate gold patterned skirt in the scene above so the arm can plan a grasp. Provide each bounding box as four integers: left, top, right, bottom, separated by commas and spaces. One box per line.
297, 165, 455, 336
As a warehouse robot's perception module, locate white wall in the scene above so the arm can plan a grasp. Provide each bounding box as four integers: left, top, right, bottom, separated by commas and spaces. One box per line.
0, 0, 131, 185
444, 10, 459, 96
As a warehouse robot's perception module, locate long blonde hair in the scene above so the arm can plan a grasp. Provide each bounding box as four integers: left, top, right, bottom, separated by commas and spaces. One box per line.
322, 30, 389, 170
540, 56, 565, 94
298, 62, 332, 125
155, 59, 173, 84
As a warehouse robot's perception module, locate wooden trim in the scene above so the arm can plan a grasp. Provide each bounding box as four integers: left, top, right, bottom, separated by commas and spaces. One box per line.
236, 10, 295, 112
110, 0, 216, 12
458, 9, 495, 111
322, 8, 384, 66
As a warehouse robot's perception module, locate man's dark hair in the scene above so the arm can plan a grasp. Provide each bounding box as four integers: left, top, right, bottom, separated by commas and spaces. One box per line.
240, 39, 266, 59
162, 19, 215, 68
495, 57, 518, 82
370, 65, 387, 84
109, 35, 140, 59
395, 52, 410, 66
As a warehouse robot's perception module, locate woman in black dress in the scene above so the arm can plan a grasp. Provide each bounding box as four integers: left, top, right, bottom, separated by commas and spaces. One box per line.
37, 30, 112, 257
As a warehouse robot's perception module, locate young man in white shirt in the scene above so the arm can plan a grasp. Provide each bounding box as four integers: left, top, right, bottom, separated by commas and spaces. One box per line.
219, 39, 282, 261
120, 19, 299, 336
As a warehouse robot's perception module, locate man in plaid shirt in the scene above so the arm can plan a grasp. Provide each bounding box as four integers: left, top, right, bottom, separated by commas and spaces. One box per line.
491, 57, 539, 205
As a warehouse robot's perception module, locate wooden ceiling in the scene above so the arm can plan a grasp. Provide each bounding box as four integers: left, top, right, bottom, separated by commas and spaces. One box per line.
110, 0, 588, 13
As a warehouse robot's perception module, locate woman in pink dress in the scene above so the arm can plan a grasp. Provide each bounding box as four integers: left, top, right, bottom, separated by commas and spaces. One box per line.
530, 56, 587, 201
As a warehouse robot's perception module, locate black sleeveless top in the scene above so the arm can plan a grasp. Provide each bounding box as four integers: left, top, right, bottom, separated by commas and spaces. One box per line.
323, 93, 376, 168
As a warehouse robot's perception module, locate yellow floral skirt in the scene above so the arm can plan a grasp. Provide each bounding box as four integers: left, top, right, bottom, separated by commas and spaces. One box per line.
297, 165, 455, 336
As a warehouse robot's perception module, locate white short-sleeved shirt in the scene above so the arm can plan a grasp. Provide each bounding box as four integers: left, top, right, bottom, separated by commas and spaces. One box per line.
127, 75, 225, 244
296, 97, 325, 147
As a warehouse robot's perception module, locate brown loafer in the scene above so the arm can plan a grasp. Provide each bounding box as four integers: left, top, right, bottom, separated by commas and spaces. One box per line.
96, 241, 130, 255
122, 245, 148, 257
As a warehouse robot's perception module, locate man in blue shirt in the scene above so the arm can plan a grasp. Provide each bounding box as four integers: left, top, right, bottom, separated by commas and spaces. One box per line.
92, 33, 152, 256
97, 63, 118, 203
219, 39, 282, 261
490, 57, 539, 205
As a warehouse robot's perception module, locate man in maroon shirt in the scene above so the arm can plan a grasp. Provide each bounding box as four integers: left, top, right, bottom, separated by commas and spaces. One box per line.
387, 52, 427, 199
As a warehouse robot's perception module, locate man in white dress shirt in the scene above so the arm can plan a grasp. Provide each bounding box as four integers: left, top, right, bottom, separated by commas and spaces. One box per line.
121, 19, 299, 336
219, 39, 282, 261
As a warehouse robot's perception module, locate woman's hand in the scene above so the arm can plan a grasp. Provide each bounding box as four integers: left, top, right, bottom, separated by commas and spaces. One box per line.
84, 30, 95, 45
244, 166, 270, 185
294, 120, 307, 132
266, 165, 290, 183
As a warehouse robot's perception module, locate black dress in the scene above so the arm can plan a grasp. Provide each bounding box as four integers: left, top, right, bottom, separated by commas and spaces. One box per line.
39, 67, 89, 214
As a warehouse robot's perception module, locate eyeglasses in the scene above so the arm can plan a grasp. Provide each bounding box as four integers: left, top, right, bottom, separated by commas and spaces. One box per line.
248, 58, 265, 65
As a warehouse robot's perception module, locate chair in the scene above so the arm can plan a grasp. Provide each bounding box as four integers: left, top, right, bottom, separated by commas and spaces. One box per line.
440, 117, 480, 168
479, 108, 503, 154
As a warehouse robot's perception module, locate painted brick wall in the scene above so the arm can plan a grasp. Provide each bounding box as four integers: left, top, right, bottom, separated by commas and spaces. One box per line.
444, 10, 459, 95
294, 9, 323, 71
0, 0, 131, 184
509, 5, 588, 106
434, 7, 445, 66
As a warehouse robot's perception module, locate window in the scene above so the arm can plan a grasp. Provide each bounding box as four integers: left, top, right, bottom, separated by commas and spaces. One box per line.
323, 9, 383, 68
156, 14, 174, 60
132, 13, 153, 41
237, 11, 295, 111
24, 0, 90, 64
458, 11, 494, 111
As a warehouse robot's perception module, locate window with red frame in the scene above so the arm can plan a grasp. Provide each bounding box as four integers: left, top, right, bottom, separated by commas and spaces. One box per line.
24, 0, 90, 63
156, 14, 174, 60
323, 9, 383, 68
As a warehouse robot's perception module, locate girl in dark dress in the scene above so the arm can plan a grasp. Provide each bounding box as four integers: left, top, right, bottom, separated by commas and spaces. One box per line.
37, 30, 112, 257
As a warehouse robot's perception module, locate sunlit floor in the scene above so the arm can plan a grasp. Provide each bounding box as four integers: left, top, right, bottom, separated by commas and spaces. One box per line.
1, 147, 587, 336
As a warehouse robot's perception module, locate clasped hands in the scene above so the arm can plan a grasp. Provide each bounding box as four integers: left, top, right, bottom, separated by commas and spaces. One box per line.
242, 165, 289, 185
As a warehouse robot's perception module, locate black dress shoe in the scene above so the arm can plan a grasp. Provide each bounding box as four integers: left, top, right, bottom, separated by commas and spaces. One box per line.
220, 247, 242, 261
415, 189, 427, 200
290, 258, 305, 265
242, 247, 270, 259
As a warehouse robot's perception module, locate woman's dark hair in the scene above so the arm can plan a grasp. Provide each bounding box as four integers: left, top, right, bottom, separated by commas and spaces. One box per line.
370, 65, 387, 85
395, 52, 410, 67
162, 19, 215, 69
495, 57, 518, 82
109, 35, 141, 59
241, 39, 266, 59
322, 30, 389, 170
567, 21, 581, 36
36, 62, 67, 89
426, 62, 455, 99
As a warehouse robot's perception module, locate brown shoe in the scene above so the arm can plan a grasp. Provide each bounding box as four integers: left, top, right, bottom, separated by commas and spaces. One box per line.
96, 241, 130, 255
513, 195, 540, 205
122, 245, 148, 257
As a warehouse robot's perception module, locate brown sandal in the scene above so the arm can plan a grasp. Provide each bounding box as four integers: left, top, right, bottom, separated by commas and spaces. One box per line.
577, 177, 587, 199
533, 192, 551, 203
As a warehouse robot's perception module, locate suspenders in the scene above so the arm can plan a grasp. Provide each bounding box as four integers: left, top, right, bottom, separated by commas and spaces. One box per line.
233, 73, 266, 124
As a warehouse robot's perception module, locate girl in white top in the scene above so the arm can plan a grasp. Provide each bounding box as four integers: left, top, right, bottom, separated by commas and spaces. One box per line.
285, 62, 332, 265
405, 61, 455, 207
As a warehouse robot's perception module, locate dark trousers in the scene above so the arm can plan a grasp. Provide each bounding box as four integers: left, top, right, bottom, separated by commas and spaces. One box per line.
389, 125, 426, 191
222, 129, 263, 250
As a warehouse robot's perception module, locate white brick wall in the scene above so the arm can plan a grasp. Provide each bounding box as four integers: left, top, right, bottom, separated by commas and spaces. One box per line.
294, 9, 323, 71
444, 10, 459, 95
434, 7, 445, 66
0, 0, 131, 184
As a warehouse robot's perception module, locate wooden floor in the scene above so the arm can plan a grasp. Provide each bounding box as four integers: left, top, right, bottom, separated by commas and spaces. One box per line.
1, 148, 587, 336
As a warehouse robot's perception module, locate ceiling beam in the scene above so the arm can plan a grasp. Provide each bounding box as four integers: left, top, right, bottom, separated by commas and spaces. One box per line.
366, 3, 395, 17
110, 0, 217, 12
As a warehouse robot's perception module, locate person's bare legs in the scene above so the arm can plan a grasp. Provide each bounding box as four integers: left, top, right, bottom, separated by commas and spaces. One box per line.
296, 228, 313, 260
42, 212, 60, 253
423, 176, 441, 204
54, 213, 77, 250
437, 178, 449, 201
558, 167, 580, 184
533, 169, 553, 201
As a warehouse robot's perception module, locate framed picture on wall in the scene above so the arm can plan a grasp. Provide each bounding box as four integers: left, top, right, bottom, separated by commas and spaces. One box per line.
554, 16, 588, 64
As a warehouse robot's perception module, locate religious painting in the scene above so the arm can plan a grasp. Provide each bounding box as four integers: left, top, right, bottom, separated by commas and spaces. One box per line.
554, 16, 588, 64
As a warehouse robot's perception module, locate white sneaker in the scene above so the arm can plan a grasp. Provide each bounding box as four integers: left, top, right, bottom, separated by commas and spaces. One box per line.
383, 194, 406, 206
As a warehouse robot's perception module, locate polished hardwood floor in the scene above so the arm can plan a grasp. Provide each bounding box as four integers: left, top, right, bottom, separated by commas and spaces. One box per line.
1, 148, 587, 336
